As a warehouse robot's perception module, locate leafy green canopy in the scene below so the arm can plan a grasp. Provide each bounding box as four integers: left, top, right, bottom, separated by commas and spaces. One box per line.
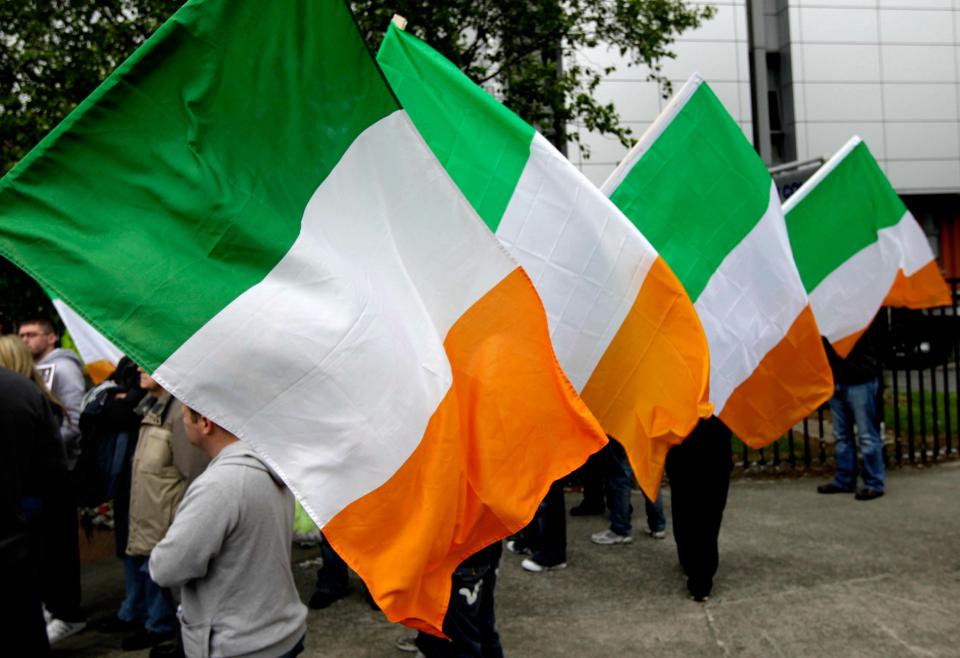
354, 0, 713, 154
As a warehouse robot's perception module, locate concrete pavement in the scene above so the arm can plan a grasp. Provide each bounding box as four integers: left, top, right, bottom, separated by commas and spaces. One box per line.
58, 460, 960, 657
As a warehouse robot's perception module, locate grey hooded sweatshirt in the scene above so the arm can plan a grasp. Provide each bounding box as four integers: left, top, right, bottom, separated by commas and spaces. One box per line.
39, 348, 86, 470
149, 442, 307, 658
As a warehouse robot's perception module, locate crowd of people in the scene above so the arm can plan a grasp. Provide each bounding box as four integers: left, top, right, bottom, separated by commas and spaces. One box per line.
1, 315, 885, 658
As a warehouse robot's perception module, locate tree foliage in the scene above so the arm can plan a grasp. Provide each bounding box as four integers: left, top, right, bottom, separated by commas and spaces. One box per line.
0, 0, 712, 325
0, 0, 181, 177
353, 0, 714, 152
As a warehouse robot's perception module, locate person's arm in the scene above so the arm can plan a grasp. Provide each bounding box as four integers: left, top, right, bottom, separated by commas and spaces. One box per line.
25, 393, 68, 500
149, 474, 235, 588
55, 361, 86, 442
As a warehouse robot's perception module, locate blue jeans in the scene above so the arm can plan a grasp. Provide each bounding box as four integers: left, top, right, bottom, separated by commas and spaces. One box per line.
829, 379, 884, 492
604, 439, 665, 536
118, 555, 175, 634
644, 491, 666, 533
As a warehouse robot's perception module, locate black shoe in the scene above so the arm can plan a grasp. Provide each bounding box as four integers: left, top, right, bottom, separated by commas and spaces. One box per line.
308, 588, 348, 610
855, 488, 884, 501
687, 577, 712, 602
816, 483, 855, 494
121, 629, 174, 651
569, 502, 605, 516
149, 638, 185, 658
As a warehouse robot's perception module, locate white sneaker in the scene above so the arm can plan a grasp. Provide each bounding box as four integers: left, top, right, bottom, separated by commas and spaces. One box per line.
646, 528, 667, 539
46, 618, 87, 644
591, 529, 633, 545
520, 558, 567, 573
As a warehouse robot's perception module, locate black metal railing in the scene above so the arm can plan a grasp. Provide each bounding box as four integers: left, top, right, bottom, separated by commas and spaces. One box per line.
734, 277, 960, 472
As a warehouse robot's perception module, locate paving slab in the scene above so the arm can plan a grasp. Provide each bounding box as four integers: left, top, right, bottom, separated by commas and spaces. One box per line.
57, 460, 960, 657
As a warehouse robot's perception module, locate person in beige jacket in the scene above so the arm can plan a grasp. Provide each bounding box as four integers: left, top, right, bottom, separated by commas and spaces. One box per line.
119, 370, 209, 652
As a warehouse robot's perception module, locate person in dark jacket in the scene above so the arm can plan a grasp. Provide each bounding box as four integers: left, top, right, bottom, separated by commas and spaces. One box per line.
79, 357, 150, 635
666, 416, 733, 602
0, 334, 86, 642
817, 321, 885, 500
0, 367, 69, 656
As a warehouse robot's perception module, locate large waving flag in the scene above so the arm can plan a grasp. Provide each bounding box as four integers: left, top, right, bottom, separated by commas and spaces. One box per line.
0, 0, 606, 634
49, 292, 123, 384
602, 74, 833, 447
377, 23, 711, 498
783, 136, 951, 357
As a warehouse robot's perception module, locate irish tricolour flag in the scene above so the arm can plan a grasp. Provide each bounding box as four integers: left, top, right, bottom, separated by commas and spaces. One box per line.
377, 24, 712, 497
602, 74, 833, 447
783, 137, 951, 356
49, 293, 123, 384
0, 0, 606, 633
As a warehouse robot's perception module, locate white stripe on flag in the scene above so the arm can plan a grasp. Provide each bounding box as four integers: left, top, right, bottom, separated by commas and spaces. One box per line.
694, 183, 808, 412
808, 239, 897, 345
809, 210, 936, 343
52, 298, 124, 366
495, 133, 658, 391
154, 110, 515, 525
890, 211, 936, 276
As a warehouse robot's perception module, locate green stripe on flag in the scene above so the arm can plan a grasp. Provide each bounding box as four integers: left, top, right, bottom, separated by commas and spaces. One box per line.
786, 141, 906, 292
608, 83, 771, 301
0, 0, 397, 371
377, 24, 534, 231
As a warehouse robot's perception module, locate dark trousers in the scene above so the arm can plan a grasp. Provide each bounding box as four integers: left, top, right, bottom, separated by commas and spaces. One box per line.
314, 540, 349, 597
665, 417, 732, 599
524, 479, 567, 567
572, 450, 606, 511
2, 533, 50, 656
34, 490, 84, 622
415, 558, 503, 658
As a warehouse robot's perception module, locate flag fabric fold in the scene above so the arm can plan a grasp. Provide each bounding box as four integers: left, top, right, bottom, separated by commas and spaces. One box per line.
602, 73, 833, 448
783, 136, 952, 357
49, 293, 123, 384
377, 24, 712, 498
0, 0, 606, 634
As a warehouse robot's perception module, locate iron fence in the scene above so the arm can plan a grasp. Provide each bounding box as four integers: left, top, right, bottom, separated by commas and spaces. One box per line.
734, 277, 960, 471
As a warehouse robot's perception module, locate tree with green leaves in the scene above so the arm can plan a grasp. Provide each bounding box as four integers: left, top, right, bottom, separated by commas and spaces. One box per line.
354, 0, 714, 153
0, 0, 713, 325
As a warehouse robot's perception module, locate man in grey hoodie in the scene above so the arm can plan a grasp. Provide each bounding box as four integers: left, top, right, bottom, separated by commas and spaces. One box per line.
19, 318, 86, 469
150, 405, 307, 658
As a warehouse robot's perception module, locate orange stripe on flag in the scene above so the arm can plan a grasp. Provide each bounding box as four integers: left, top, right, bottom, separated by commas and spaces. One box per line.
719, 305, 833, 449
322, 267, 607, 635
580, 256, 712, 499
85, 359, 115, 385
883, 261, 952, 309
831, 327, 869, 360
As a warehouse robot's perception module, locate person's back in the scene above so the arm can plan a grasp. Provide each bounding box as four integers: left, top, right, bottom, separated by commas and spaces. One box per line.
150, 415, 306, 658
0, 367, 68, 655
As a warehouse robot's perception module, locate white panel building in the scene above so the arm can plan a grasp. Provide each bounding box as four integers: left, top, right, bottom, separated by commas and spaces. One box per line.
572, 0, 960, 276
